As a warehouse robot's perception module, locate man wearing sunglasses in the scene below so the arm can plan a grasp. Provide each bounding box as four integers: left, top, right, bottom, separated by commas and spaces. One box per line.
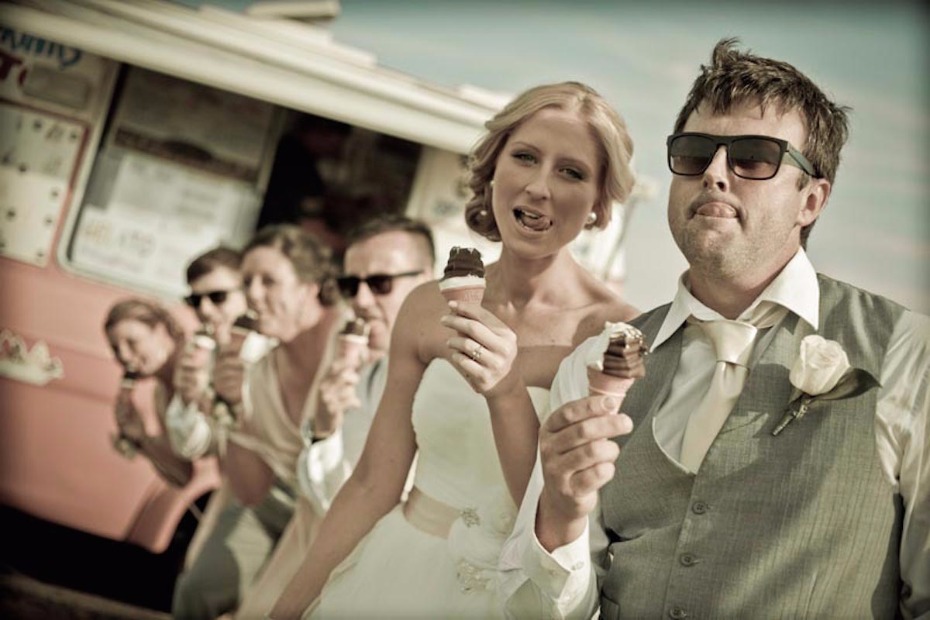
166, 246, 248, 461
231, 213, 435, 617
168, 246, 277, 620
308, 213, 434, 456
167, 245, 258, 458
504, 39, 928, 619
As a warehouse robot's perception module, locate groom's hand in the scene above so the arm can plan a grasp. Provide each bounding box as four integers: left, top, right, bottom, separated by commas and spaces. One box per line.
536, 395, 632, 551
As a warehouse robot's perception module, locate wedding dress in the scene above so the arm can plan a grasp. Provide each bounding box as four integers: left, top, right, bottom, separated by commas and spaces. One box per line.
309, 359, 550, 619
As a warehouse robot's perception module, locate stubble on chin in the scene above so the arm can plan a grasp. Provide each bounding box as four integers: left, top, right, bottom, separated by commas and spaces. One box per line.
677, 229, 749, 283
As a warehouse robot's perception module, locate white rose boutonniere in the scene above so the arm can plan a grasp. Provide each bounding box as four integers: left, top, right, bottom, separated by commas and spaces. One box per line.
772, 335, 880, 436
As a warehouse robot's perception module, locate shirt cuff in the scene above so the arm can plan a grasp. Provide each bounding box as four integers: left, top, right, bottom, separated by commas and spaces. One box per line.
306, 428, 344, 473
499, 512, 597, 620
164, 397, 213, 458
296, 427, 348, 514
525, 521, 593, 602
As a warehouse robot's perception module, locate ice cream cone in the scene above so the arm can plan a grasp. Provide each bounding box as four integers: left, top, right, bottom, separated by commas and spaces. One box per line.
228, 311, 259, 356
587, 364, 636, 399
335, 318, 370, 369
337, 334, 369, 369
120, 370, 140, 391
439, 277, 486, 304
439, 247, 485, 304
587, 322, 648, 407
187, 329, 216, 367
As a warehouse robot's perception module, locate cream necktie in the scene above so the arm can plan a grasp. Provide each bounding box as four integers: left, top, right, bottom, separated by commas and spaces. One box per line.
678, 303, 787, 473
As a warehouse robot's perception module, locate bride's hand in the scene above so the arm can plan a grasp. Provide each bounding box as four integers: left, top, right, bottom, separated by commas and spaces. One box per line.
440, 300, 519, 397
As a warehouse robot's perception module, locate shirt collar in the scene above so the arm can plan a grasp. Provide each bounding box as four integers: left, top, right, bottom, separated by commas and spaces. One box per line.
651, 248, 820, 349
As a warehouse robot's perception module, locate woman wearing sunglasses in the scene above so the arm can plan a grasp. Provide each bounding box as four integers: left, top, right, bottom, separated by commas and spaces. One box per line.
103, 298, 196, 488
271, 81, 640, 619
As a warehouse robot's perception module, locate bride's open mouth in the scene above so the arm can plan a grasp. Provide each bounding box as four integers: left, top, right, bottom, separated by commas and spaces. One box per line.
513, 208, 552, 232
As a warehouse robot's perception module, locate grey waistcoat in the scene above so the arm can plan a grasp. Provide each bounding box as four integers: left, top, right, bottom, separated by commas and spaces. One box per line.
598, 275, 906, 620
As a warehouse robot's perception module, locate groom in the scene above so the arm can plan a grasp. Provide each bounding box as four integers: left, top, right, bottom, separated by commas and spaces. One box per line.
501, 38, 929, 619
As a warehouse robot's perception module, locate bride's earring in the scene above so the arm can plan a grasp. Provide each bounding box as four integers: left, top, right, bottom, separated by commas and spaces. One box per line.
585, 211, 597, 227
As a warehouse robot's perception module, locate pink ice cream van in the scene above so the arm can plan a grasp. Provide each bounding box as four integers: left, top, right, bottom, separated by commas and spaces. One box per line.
0, 0, 509, 589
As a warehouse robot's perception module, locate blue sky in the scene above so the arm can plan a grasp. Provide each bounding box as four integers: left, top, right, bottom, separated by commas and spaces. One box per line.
321, 0, 929, 313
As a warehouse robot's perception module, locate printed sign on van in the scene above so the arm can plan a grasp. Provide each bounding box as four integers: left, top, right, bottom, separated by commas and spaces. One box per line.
0, 27, 117, 266
0, 25, 115, 120
71, 152, 259, 295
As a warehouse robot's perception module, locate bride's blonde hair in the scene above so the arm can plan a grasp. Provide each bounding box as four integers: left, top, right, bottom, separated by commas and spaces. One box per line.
464, 81, 635, 241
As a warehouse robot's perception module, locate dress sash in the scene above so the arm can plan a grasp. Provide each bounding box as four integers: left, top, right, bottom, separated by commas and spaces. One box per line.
403, 487, 460, 539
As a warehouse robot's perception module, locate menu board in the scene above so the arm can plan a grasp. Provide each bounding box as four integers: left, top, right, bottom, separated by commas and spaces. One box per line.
68, 67, 277, 295
107, 68, 275, 182
71, 151, 260, 295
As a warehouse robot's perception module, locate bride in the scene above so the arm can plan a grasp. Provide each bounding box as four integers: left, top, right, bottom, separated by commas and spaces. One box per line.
270, 81, 640, 619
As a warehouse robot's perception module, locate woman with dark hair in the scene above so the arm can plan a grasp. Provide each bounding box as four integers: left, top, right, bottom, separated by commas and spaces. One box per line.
272, 81, 640, 619
216, 224, 342, 501
173, 224, 342, 620
104, 298, 193, 487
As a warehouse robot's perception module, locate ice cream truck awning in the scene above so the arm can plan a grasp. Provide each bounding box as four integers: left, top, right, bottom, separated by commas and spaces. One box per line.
1, 0, 508, 154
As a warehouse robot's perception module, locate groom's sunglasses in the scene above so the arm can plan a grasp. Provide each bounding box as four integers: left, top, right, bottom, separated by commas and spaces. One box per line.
667, 132, 819, 180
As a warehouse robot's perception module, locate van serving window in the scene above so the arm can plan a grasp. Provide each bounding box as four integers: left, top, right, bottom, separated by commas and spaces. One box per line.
65, 65, 424, 297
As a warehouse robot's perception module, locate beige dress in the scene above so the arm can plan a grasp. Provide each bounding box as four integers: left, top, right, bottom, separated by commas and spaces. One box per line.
232, 343, 334, 619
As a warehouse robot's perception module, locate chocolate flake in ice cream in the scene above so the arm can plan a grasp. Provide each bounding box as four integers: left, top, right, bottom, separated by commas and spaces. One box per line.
121, 369, 142, 384
213, 310, 260, 425
225, 310, 260, 363
339, 317, 370, 339
232, 311, 260, 333
587, 322, 647, 398
601, 323, 647, 378
442, 247, 485, 280
439, 247, 486, 303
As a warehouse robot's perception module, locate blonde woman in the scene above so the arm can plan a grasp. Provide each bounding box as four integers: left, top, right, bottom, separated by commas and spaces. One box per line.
272, 81, 639, 619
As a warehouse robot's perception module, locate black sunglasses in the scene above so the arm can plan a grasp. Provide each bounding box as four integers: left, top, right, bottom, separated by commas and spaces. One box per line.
335, 270, 423, 298
666, 132, 819, 180
184, 289, 237, 308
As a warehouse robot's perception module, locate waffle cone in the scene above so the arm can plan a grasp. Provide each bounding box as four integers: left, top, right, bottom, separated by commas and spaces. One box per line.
337, 336, 368, 369
440, 285, 485, 304
587, 366, 636, 399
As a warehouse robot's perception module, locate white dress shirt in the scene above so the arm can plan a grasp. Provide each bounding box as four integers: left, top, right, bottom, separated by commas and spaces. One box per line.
499, 249, 930, 620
